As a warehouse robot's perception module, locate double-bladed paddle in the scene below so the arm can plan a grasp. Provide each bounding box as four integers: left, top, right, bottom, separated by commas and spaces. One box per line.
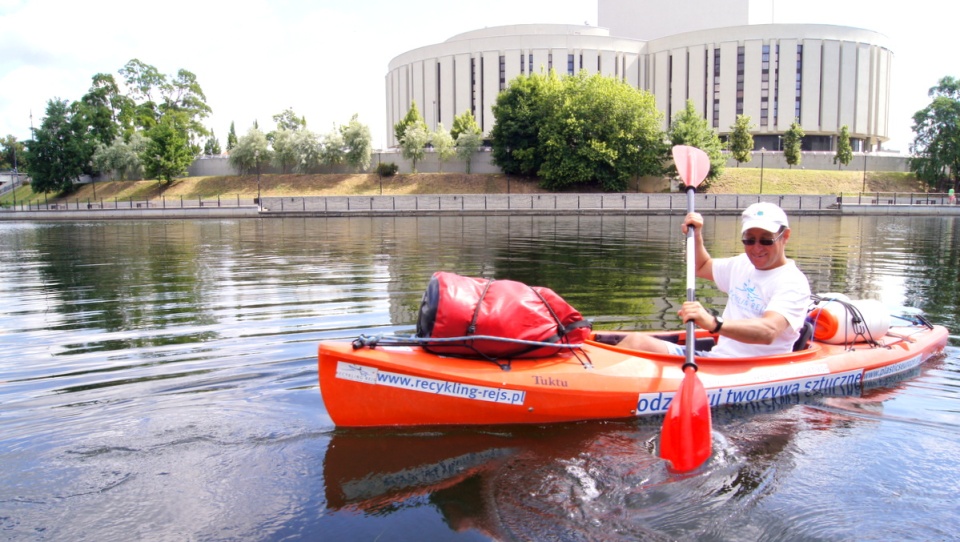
659, 145, 713, 472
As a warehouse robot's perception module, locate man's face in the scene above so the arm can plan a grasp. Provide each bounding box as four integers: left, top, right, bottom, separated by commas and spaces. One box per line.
741, 227, 789, 270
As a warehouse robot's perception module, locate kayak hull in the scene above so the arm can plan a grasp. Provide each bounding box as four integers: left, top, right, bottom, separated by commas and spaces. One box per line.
318, 326, 948, 427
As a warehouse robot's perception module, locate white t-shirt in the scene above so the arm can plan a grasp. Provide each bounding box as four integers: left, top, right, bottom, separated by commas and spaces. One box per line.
710, 253, 811, 357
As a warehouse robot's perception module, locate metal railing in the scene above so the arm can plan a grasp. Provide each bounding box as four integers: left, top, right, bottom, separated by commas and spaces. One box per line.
257, 193, 841, 214
2, 194, 255, 211
838, 192, 957, 206
4, 192, 958, 215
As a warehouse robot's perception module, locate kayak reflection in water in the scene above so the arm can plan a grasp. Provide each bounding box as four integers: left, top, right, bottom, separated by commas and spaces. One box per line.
617, 202, 811, 358
321, 380, 904, 541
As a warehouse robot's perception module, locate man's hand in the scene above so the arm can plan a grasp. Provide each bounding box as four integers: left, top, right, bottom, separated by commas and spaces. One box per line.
678, 301, 714, 331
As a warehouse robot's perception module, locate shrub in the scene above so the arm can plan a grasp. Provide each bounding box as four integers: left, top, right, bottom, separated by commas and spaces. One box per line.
376, 162, 399, 177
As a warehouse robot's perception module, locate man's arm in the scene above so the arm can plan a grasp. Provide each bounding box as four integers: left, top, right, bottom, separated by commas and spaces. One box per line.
683, 212, 714, 281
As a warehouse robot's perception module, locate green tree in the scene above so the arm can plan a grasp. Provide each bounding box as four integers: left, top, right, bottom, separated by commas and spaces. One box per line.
76, 73, 124, 148
24, 99, 90, 194
729, 115, 754, 166
321, 126, 345, 167
203, 131, 222, 155
118, 59, 211, 150
293, 129, 322, 172
341, 114, 372, 171
1, 135, 27, 171
490, 71, 561, 177
431, 123, 455, 172
451, 110, 481, 142
143, 113, 194, 183
400, 123, 430, 173
910, 76, 960, 191
273, 107, 307, 132
92, 133, 145, 180
227, 121, 238, 151
456, 130, 483, 174
270, 129, 298, 173
783, 120, 805, 168
834, 125, 853, 169
229, 127, 271, 174
394, 101, 426, 146
538, 72, 665, 191
667, 100, 725, 183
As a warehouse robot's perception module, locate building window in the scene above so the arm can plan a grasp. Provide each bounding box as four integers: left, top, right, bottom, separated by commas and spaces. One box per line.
773, 45, 780, 127
499, 55, 506, 91
704, 49, 709, 114
548, 53, 553, 71
520, 53, 524, 74
528, 53, 533, 74
568, 53, 575, 75
736, 46, 744, 116
667, 55, 673, 122
712, 48, 721, 128
479, 57, 484, 128
795, 45, 803, 121
471, 57, 476, 117
436, 62, 441, 125
761, 44, 770, 126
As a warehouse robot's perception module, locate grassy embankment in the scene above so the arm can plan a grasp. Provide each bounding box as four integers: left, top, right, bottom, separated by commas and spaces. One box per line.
2, 168, 929, 207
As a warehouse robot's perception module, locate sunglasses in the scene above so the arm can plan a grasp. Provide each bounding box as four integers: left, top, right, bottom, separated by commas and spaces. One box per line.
742, 229, 786, 246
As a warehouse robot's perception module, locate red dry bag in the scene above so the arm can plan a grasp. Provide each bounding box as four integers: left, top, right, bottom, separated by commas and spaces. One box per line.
415, 271, 592, 359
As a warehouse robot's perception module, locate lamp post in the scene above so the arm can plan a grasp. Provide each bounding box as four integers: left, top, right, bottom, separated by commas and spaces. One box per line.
759, 147, 765, 194
862, 150, 868, 193
11, 143, 18, 210
154, 154, 163, 206
254, 149, 261, 209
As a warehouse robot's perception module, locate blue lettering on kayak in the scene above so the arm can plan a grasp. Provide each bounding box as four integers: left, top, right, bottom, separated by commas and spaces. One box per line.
635, 369, 864, 415
335, 361, 526, 405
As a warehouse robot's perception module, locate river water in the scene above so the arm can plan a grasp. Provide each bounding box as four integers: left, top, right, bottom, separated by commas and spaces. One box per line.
1, 215, 958, 541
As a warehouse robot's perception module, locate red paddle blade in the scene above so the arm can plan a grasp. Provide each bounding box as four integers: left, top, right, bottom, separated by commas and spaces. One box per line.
660, 366, 713, 472
671, 145, 711, 189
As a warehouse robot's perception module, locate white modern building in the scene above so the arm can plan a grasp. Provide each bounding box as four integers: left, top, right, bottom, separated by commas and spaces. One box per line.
385, 0, 892, 153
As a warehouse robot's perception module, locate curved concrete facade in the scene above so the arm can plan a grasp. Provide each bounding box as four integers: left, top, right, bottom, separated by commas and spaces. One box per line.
645, 24, 892, 152
386, 5, 893, 152
386, 24, 645, 148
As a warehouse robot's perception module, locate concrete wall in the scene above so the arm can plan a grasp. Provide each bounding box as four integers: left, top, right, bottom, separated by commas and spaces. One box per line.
728, 151, 908, 172
186, 150, 503, 177
184, 149, 909, 178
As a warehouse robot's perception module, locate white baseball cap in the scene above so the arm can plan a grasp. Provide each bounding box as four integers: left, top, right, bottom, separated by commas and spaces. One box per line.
741, 202, 789, 233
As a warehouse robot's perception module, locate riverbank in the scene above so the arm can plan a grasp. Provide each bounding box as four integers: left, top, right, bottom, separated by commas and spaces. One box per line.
1, 169, 929, 210
5, 192, 959, 222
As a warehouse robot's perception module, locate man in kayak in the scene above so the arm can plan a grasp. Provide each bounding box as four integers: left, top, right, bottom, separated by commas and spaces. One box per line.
615, 202, 811, 357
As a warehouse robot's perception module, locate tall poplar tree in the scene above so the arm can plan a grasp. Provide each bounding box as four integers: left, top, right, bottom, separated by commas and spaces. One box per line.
729, 115, 754, 166
667, 100, 725, 182
783, 121, 805, 168
834, 125, 853, 169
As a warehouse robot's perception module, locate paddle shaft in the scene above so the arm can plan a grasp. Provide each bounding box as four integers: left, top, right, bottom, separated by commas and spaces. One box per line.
684, 185, 698, 370
660, 144, 712, 473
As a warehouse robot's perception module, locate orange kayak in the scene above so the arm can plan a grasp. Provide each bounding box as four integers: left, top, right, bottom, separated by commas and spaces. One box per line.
317, 324, 948, 428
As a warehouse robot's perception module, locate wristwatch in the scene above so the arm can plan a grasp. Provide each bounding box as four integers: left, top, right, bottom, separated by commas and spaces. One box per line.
711, 315, 724, 334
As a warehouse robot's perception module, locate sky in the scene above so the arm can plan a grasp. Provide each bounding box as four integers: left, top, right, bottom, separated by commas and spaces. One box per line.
0, 0, 954, 154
